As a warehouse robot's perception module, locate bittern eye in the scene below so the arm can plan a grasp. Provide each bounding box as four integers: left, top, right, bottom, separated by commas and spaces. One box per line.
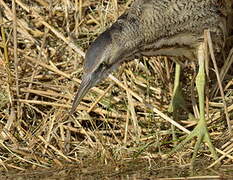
100, 62, 108, 69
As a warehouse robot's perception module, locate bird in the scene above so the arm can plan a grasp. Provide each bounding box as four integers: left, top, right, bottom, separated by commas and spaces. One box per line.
70, 0, 229, 165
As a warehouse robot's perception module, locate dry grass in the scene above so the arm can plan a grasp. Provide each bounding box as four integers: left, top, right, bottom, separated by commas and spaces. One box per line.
0, 0, 233, 178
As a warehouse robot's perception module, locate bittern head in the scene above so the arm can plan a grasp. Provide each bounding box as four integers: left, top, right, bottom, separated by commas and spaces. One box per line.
70, 28, 127, 114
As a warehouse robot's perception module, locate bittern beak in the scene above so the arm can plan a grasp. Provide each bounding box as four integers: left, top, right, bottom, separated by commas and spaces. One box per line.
70, 72, 100, 115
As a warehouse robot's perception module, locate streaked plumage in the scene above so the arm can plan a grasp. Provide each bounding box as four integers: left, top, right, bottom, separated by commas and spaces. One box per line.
71, 0, 228, 113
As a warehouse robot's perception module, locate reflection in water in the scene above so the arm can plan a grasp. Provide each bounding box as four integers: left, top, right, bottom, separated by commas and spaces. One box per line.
1, 159, 233, 179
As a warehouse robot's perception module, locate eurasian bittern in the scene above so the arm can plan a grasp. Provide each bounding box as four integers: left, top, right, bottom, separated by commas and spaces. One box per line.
71, 0, 228, 165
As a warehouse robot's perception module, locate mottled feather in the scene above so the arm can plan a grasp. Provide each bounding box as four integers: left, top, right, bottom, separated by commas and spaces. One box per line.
71, 0, 228, 114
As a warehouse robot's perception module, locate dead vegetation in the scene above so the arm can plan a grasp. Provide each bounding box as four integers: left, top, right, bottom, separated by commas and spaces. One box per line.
0, 0, 233, 178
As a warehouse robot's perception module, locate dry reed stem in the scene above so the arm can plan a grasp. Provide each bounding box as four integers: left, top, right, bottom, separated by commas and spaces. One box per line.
206, 30, 232, 133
